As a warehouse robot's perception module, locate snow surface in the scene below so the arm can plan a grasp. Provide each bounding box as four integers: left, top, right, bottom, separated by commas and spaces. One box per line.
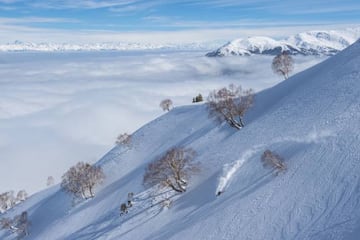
1, 40, 360, 240
207, 27, 360, 57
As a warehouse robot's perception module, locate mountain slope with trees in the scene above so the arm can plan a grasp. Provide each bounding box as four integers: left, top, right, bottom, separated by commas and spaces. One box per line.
1, 40, 360, 240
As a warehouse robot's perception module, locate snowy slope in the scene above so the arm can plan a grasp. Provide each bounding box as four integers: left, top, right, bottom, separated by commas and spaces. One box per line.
1, 40, 360, 240
207, 27, 360, 57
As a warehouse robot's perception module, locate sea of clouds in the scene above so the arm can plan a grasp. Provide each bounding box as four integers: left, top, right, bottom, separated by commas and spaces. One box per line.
0, 50, 326, 194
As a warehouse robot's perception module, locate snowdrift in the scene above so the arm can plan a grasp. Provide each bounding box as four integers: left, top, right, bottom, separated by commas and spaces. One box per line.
1, 40, 360, 240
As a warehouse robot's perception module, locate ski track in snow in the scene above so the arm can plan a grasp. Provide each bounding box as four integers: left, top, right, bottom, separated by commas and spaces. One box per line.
216, 145, 265, 195
216, 128, 334, 195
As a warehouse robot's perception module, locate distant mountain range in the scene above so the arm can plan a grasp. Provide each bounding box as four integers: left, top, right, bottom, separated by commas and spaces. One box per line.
206, 27, 360, 57
0, 41, 222, 52
1, 27, 359, 55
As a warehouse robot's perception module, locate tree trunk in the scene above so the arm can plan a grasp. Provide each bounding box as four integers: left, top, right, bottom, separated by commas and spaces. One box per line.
168, 183, 185, 193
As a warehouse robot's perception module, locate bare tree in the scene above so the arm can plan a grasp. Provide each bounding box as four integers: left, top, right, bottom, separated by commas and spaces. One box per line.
143, 147, 199, 193
192, 93, 203, 103
160, 99, 173, 111
0, 217, 12, 230
61, 162, 105, 199
261, 150, 286, 172
47, 176, 55, 186
115, 133, 132, 146
1, 211, 30, 238
0, 191, 16, 213
120, 203, 128, 216
272, 52, 294, 79
16, 190, 27, 202
127, 192, 134, 207
13, 211, 30, 238
207, 84, 254, 130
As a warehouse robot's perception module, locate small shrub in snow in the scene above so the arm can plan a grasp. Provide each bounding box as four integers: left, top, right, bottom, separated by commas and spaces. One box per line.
261, 150, 286, 172
161, 198, 172, 209
143, 147, 199, 193
192, 93, 203, 103
47, 176, 55, 186
0, 191, 16, 213
160, 99, 173, 111
61, 162, 105, 199
127, 192, 134, 207
271, 52, 294, 79
115, 133, 132, 146
207, 84, 254, 130
16, 190, 27, 202
120, 203, 128, 216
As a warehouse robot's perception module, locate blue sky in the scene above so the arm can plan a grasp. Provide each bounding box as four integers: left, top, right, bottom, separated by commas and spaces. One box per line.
0, 0, 359, 43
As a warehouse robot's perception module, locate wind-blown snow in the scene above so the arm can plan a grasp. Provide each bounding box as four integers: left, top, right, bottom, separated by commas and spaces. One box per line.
1, 40, 360, 240
216, 128, 333, 195
216, 146, 264, 195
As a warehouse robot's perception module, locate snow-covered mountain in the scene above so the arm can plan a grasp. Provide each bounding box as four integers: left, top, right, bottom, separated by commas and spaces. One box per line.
207, 27, 360, 57
1, 40, 360, 239
0, 41, 220, 52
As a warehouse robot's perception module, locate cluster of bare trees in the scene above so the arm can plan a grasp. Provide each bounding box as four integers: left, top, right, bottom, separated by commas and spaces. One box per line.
143, 147, 199, 193
207, 84, 254, 130
0, 190, 28, 213
0, 211, 30, 238
61, 162, 105, 199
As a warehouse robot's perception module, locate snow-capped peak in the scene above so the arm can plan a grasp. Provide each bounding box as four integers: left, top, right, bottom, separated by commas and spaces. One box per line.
207, 27, 360, 57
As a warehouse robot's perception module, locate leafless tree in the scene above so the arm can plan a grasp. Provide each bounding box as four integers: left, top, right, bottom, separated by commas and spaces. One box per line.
120, 203, 128, 216
272, 52, 294, 79
1, 211, 30, 238
160, 99, 173, 111
16, 190, 27, 202
115, 133, 132, 146
0, 217, 12, 230
207, 84, 254, 130
61, 162, 105, 199
13, 211, 30, 238
127, 192, 134, 207
47, 176, 55, 186
0, 191, 16, 213
261, 150, 286, 172
192, 93, 203, 103
143, 147, 199, 193
161, 198, 172, 209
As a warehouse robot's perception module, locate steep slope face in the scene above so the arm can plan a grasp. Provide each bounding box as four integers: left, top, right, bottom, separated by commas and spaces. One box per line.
1, 41, 360, 240
207, 27, 360, 57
